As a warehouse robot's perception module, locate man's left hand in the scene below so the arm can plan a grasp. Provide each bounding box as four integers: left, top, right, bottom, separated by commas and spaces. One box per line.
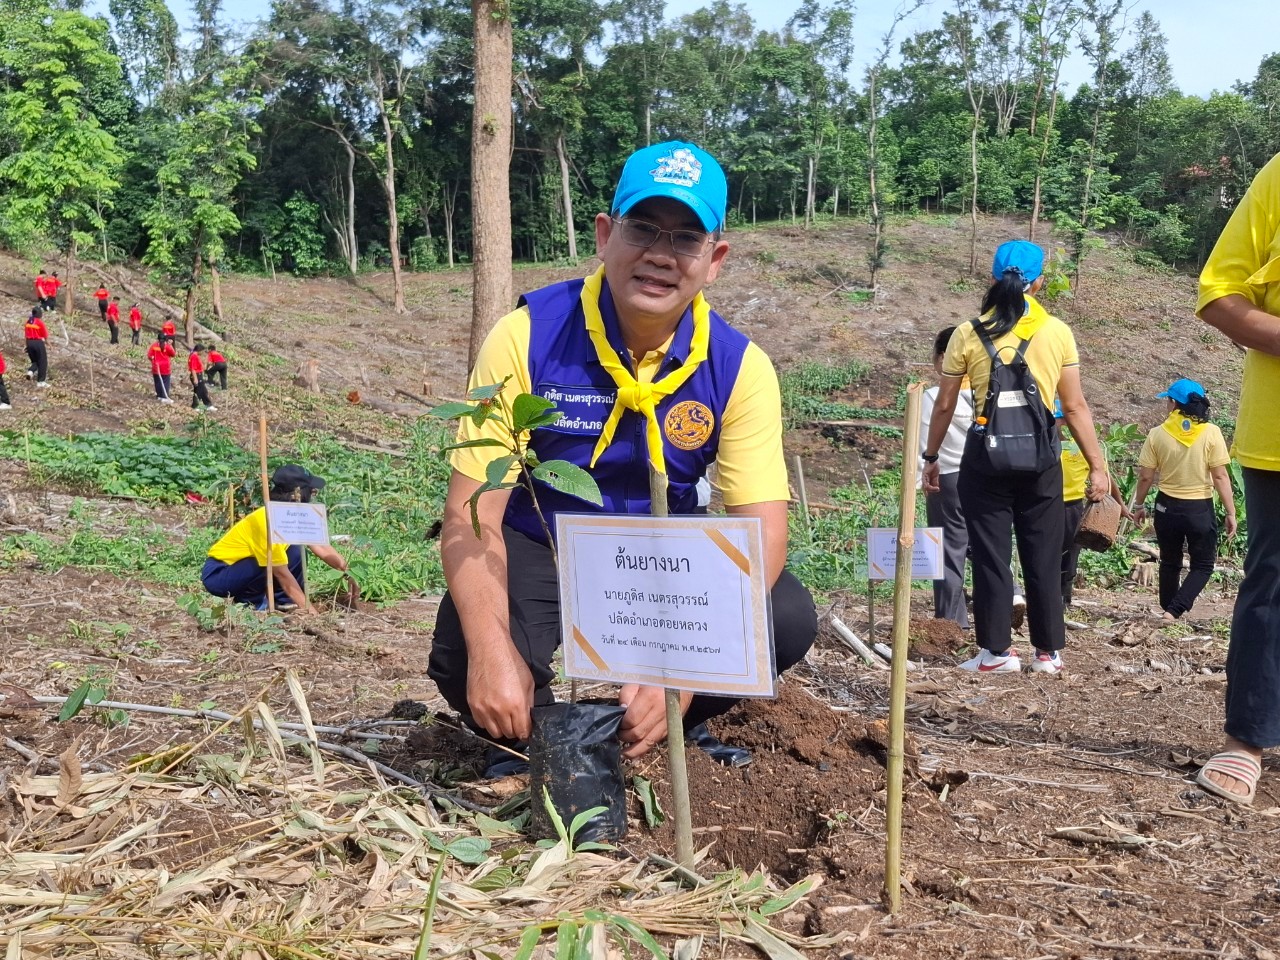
1086, 468, 1110, 503
619, 684, 693, 760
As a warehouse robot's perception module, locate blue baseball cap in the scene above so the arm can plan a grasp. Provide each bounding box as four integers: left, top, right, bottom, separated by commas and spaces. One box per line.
991, 240, 1045, 284
611, 141, 728, 233
1157, 378, 1206, 404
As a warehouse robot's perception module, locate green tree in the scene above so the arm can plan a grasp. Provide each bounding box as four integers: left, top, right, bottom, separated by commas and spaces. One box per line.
0, 4, 126, 315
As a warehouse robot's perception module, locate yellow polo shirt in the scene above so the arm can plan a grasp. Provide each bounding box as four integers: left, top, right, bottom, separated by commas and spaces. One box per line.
941, 295, 1079, 414
1198, 151, 1280, 469
453, 305, 789, 506
1138, 422, 1230, 500
1061, 438, 1091, 501
207, 508, 289, 567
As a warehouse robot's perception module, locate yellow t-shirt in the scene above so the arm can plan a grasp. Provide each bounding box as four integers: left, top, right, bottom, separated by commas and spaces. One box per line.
452, 304, 789, 506
207, 508, 289, 567
1138, 421, 1230, 500
1198, 151, 1280, 469
1061, 438, 1091, 501
942, 294, 1079, 415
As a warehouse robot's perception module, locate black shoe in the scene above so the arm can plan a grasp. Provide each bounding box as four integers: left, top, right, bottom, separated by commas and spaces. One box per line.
686, 723, 751, 767
483, 745, 529, 779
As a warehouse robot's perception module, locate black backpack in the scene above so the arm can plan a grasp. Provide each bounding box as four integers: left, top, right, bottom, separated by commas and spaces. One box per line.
974, 323, 1059, 473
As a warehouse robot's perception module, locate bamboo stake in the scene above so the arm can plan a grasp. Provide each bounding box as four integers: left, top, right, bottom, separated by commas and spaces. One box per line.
885, 381, 923, 913
867, 582, 875, 643
259, 411, 276, 613
792, 454, 811, 542
650, 465, 694, 867
226, 486, 235, 526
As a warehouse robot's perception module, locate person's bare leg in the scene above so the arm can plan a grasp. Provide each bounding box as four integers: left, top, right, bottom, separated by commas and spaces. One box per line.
1205, 735, 1263, 797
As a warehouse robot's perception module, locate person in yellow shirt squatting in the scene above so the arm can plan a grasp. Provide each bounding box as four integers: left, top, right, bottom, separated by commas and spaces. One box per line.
427, 141, 818, 777
1193, 152, 1280, 805
201, 465, 359, 613
1129, 379, 1236, 623
923, 240, 1109, 676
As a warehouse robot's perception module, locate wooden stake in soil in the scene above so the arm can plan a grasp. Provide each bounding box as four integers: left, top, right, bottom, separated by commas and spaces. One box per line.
885, 381, 923, 914
867, 581, 875, 643
649, 465, 695, 867
792, 454, 811, 542
258, 411, 276, 613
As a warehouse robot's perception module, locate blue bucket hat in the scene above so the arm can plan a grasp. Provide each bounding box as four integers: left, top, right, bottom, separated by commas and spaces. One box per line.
611, 141, 728, 233
991, 240, 1045, 285
1157, 378, 1206, 404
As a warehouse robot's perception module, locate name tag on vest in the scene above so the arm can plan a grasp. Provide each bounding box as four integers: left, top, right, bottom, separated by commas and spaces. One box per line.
538, 383, 617, 434
996, 390, 1029, 408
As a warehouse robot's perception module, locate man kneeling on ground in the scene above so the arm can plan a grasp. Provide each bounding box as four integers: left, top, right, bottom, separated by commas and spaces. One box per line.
428, 141, 817, 777
202, 465, 359, 612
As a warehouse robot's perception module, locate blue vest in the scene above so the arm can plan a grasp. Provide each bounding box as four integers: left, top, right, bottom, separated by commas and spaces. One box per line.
503, 277, 751, 544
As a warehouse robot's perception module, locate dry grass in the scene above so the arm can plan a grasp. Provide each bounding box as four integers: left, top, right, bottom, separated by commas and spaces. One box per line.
0, 672, 838, 959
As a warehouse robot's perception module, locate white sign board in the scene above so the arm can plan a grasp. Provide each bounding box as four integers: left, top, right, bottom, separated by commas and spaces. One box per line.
556, 514, 775, 698
267, 502, 331, 546
866, 527, 945, 581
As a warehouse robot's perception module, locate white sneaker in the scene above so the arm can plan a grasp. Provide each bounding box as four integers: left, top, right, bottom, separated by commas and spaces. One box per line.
0, 403, 11, 410
160, 397, 174, 404
959, 648, 1022, 673
36, 381, 50, 389
206, 405, 217, 412
1011, 594, 1027, 631
25, 370, 33, 379
1030, 650, 1064, 674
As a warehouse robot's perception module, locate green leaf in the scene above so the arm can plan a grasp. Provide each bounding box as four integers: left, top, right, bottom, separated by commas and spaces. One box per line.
632, 776, 665, 828
444, 836, 492, 865
430, 401, 482, 420
606, 914, 669, 959
757, 876, 816, 916
486, 455, 519, 487
741, 915, 807, 960
412, 851, 447, 960
531, 460, 603, 505
441, 438, 508, 452
58, 680, 92, 722
555, 920, 580, 960
468, 379, 510, 402
471, 865, 517, 892
568, 805, 610, 844
86, 684, 107, 705
541, 785, 570, 845
469, 404, 501, 428
511, 924, 543, 960
512, 394, 560, 432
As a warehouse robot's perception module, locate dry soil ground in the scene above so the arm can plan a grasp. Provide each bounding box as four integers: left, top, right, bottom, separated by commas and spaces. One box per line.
1, 215, 1272, 959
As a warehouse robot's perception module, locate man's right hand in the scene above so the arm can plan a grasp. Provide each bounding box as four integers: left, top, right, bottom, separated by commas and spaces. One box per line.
467, 643, 535, 741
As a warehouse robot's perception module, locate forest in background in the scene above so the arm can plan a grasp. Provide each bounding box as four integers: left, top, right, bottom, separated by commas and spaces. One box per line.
2, 0, 1279, 320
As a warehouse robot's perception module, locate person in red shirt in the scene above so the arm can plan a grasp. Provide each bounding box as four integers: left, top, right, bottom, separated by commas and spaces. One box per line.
188, 343, 217, 412
34, 270, 50, 309
206, 346, 228, 389
128, 303, 143, 345
93, 284, 110, 323
160, 318, 177, 347
105, 296, 121, 344
147, 334, 176, 403
0, 349, 11, 409
24, 307, 49, 387
47, 272, 62, 312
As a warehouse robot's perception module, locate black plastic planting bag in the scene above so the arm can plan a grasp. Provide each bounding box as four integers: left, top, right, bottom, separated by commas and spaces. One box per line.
529, 702, 629, 844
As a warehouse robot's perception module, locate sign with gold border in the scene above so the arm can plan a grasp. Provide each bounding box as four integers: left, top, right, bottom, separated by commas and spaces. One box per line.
556, 514, 775, 697
866, 526, 944, 581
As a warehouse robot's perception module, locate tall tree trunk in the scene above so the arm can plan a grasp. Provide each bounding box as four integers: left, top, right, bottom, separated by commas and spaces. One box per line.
867, 69, 882, 293
1029, 65, 1064, 240
443, 181, 457, 268
185, 248, 203, 350
805, 154, 815, 228
556, 132, 577, 260
644, 103, 651, 146
469, 0, 514, 375
375, 77, 407, 315
64, 238, 76, 317
210, 259, 224, 328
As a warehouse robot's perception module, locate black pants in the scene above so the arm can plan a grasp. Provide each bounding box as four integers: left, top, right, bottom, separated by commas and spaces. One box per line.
41, 296, 55, 312
428, 524, 818, 735
108, 321, 119, 344
1226, 468, 1280, 748
98, 301, 108, 319
957, 434, 1065, 654
191, 378, 213, 408
25, 341, 47, 382
153, 373, 172, 400
0, 374, 9, 406
131, 327, 140, 345
1062, 498, 1085, 606
1154, 492, 1217, 617
926, 470, 969, 628
207, 362, 228, 389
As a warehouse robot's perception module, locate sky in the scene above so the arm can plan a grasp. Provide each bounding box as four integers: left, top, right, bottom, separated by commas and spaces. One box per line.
165, 0, 1279, 99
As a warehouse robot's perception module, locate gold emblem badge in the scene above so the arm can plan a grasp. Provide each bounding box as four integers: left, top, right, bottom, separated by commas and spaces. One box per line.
664, 400, 714, 451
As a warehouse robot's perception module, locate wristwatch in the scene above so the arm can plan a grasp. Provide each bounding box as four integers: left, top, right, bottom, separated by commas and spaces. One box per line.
922, 452, 939, 464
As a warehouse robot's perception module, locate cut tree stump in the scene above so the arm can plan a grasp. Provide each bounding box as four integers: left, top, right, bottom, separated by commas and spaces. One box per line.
294, 359, 321, 393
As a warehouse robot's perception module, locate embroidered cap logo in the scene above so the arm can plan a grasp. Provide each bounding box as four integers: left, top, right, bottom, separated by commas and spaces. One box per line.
650, 148, 702, 188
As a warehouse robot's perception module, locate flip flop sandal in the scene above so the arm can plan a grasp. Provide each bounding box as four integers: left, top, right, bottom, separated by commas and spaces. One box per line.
1194, 750, 1262, 805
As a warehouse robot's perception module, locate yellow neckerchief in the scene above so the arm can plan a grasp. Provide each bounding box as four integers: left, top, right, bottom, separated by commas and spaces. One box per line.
1160, 410, 1208, 448
582, 265, 710, 475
